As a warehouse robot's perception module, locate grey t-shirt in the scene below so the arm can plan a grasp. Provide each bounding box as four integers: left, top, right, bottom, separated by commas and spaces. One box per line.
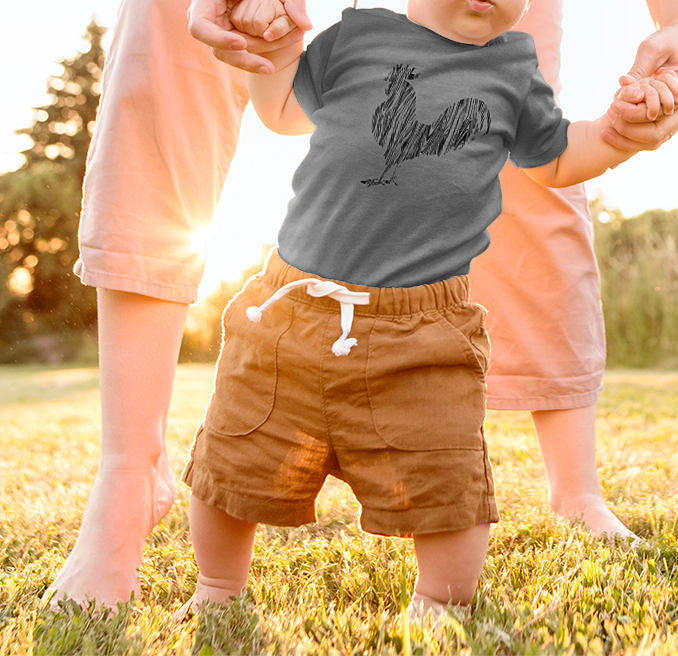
277, 8, 569, 288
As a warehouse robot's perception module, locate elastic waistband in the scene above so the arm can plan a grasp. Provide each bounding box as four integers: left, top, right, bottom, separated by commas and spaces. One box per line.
260, 250, 470, 317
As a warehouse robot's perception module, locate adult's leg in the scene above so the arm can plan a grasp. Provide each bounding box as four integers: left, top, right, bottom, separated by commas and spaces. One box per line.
469, 163, 632, 539
410, 525, 490, 617
473, 0, 633, 540
531, 405, 634, 538
45, 290, 189, 607
47, 0, 248, 604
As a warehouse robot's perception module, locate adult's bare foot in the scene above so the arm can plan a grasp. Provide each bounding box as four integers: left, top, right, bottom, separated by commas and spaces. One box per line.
43, 452, 176, 609
531, 406, 639, 543
552, 492, 639, 542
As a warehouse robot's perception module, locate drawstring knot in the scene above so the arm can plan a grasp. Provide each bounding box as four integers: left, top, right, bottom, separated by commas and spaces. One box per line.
246, 278, 369, 356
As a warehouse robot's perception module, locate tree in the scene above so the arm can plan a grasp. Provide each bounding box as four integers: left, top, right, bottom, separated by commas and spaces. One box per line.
592, 195, 678, 368
0, 20, 105, 362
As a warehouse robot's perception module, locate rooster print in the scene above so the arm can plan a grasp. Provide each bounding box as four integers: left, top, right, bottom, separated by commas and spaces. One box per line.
361, 64, 491, 187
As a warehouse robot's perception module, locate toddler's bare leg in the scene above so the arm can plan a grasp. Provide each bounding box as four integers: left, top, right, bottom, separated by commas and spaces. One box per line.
174, 496, 257, 618
44, 289, 188, 607
410, 524, 490, 617
532, 405, 636, 540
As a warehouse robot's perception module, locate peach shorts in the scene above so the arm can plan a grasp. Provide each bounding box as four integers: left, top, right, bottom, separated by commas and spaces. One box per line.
75, 0, 605, 412
182, 250, 499, 536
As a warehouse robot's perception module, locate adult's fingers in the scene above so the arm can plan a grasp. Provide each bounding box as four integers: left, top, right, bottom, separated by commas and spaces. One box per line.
189, 16, 247, 51
604, 111, 678, 151
601, 128, 654, 153
625, 36, 661, 81
211, 46, 275, 74
283, 0, 313, 31
624, 25, 678, 81
249, 26, 305, 52
210, 28, 304, 72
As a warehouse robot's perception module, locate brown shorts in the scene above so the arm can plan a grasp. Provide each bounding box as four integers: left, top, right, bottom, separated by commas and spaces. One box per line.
182, 250, 498, 536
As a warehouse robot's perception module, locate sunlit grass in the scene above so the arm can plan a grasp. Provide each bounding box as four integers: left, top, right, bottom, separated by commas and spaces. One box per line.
1, 365, 678, 654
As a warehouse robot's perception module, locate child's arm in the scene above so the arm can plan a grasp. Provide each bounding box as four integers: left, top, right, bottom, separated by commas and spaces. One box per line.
246, 43, 314, 136
524, 72, 678, 188
229, 0, 313, 135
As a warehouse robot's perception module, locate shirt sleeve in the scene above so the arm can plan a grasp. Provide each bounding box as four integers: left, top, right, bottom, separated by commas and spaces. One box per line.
508, 65, 570, 169
293, 21, 342, 121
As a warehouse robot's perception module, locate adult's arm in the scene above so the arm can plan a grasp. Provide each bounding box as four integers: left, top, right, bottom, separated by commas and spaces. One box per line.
187, 0, 312, 74
602, 0, 678, 151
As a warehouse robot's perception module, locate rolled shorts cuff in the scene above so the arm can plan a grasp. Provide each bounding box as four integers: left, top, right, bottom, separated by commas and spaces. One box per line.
485, 371, 604, 411
74, 247, 204, 304
359, 497, 499, 537
182, 458, 318, 527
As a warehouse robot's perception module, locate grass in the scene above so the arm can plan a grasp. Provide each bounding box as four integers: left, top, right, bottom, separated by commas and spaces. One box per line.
1, 364, 678, 655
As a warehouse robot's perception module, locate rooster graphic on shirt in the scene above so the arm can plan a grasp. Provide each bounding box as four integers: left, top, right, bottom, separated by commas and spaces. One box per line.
361, 64, 491, 187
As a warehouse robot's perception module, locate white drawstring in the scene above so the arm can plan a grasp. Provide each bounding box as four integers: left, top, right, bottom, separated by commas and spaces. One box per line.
246, 278, 370, 356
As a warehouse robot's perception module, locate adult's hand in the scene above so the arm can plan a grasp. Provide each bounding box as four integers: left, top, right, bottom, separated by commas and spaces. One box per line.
621, 23, 678, 85
187, 0, 312, 74
602, 107, 678, 153
602, 23, 678, 152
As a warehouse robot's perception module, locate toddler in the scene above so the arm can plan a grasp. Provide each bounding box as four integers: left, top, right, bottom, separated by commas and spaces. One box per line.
179, 0, 677, 619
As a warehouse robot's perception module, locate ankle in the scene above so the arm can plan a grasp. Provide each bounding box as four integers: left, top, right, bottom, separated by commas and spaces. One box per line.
549, 490, 604, 521
99, 447, 171, 473
408, 592, 446, 620
195, 575, 248, 605
408, 592, 470, 622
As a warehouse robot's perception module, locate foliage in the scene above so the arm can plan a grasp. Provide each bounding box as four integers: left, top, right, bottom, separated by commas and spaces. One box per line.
591, 196, 678, 368
1, 18, 677, 369
1, 364, 678, 655
0, 21, 105, 363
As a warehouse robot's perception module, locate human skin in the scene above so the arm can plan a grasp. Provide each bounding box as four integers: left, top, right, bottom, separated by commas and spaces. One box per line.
180, 0, 676, 615
241, 0, 676, 187
188, 0, 678, 539
44, 0, 678, 609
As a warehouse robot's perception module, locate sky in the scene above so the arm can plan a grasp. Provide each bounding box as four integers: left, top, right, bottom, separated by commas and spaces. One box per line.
1, 0, 675, 295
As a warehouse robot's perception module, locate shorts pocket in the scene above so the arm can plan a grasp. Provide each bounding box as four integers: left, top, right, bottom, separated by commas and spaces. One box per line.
366, 305, 489, 451
205, 279, 293, 436
445, 303, 490, 375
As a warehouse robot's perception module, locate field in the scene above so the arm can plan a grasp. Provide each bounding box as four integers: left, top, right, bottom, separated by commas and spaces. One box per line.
1, 364, 678, 655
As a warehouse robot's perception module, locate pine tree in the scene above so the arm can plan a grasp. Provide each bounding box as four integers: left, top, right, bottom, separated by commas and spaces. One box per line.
16, 20, 105, 180
0, 20, 105, 362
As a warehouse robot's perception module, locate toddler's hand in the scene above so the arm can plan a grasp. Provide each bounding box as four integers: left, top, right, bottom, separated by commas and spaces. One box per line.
612, 70, 678, 121
230, 0, 293, 40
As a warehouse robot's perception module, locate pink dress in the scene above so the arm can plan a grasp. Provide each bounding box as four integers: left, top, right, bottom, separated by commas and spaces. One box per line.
470, 0, 605, 410
75, 0, 605, 411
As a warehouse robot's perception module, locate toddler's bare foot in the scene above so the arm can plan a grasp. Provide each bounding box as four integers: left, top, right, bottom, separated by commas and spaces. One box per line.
172, 577, 242, 622
43, 452, 176, 609
407, 593, 471, 628
407, 592, 447, 621
553, 493, 639, 542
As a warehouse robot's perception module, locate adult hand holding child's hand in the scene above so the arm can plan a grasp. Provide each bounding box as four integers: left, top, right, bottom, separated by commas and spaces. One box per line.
602, 23, 678, 153
188, 0, 312, 74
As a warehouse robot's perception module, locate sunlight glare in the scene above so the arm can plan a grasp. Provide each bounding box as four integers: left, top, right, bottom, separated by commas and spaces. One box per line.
190, 224, 212, 260
193, 221, 267, 303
